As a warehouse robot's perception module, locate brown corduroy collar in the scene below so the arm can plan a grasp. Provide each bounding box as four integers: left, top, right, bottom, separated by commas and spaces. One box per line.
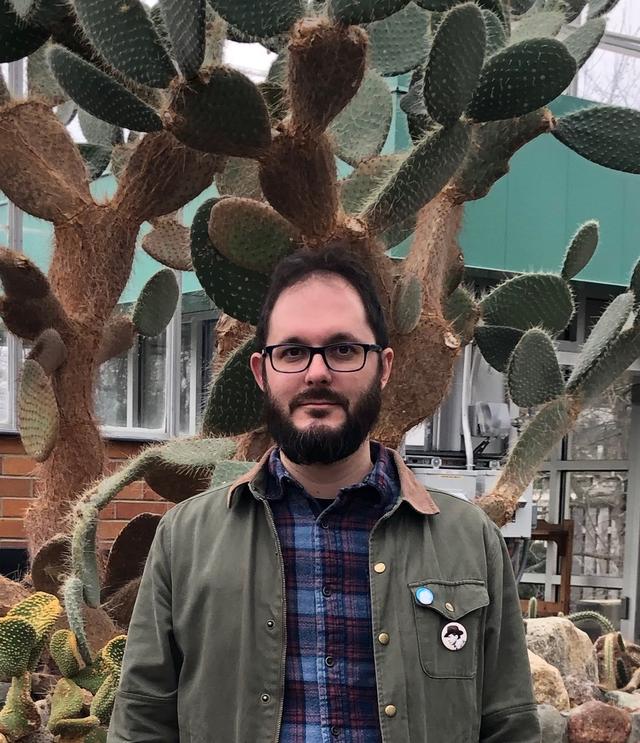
226, 443, 439, 515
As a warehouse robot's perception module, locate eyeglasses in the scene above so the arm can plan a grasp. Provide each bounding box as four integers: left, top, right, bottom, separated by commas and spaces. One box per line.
262, 343, 382, 373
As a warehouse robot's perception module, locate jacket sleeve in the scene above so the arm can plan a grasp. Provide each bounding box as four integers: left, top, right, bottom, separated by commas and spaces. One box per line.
480, 523, 540, 743
107, 514, 182, 743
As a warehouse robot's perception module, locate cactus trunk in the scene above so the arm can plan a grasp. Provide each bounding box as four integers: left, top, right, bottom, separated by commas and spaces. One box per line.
23, 209, 139, 557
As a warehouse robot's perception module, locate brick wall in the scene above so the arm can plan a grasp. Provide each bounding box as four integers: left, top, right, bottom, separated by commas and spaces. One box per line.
0, 435, 172, 549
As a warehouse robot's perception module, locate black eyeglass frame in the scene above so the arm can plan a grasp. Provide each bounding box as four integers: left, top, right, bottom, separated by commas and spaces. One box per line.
262, 343, 383, 373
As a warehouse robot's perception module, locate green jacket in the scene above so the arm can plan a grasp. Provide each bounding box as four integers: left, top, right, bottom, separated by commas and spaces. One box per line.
107, 447, 540, 743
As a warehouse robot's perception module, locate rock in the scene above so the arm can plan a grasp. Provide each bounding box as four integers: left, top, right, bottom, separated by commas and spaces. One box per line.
529, 650, 571, 712
564, 673, 605, 707
0, 574, 32, 616
567, 700, 631, 743
605, 690, 640, 711
526, 617, 599, 683
538, 703, 568, 743
631, 711, 640, 743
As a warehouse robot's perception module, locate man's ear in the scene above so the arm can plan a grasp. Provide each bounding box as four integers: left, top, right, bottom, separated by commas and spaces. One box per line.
250, 352, 266, 391
380, 347, 394, 389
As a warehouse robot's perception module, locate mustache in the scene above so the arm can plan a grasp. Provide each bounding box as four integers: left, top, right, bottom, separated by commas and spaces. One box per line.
289, 389, 349, 412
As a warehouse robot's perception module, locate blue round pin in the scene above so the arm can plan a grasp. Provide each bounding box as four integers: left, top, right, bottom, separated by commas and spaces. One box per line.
416, 587, 434, 606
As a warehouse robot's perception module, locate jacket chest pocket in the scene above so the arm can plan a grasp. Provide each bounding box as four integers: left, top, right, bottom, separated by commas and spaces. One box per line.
409, 578, 489, 679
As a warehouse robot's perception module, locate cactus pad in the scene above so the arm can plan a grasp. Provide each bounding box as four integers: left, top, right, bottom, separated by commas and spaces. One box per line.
474, 325, 524, 373
18, 358, 59, 463
158, 0, 205, 78
50, 715, 101, 738
72, 0, 175, 87
78, 109, 123, 147
31, 534, 71, 598
481, 273, 574, 335
392, 274, 422, 334
102, 635, 127, 675
424, 2, 486, 126
191, 199, 269, 324
561, 220, 599, 280
78, 143, 113, 181
27, 43, 67, 105
48, 46, 163, 132
132, 268, 179, 338
564, 17, 606, 69
90, 673, 119, 724
330, 0, 410, 24
209, 197, 299, 274
203, 336, 264, 436
142, 217, 192, 272
329, 69, 393, 166
552, 105, 640, 174
467, 39, 577, 122
215, 157, 263, 200
47, 678, 86, 732
0, 618, 37, 677
507, 328, 565, 407
445, 286, 480, 345
50, 630, 83, 678
588, 0, 622, 18
165, 67, 271, 157
210, 0, 303, 37
568, 292, 635, 390
102, 513, 161, 602
340, 153, 407, 214
367, 2, 429, 77
364, 120, 470, 232
482, 9, 506, 55
0, 672, 40, 740
210, 460, 256, 490
0, 0, 49, 63
510, 9, 564, 43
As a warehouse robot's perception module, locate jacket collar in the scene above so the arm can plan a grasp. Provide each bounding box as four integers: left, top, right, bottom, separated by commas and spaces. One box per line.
226, 443, 439, 516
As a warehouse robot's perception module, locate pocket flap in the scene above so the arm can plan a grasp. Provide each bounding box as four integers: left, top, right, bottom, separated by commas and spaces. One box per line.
408, 579, 489, 621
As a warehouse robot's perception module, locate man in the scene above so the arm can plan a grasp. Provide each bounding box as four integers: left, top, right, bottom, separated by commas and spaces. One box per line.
108, 247, 540, 742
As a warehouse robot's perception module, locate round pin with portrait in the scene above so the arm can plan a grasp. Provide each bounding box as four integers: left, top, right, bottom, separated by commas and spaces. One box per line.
441, 621, 467, 651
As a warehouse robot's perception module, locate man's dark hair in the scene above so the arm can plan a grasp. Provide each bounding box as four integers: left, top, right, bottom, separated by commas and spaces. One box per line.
255, 245, 390, 350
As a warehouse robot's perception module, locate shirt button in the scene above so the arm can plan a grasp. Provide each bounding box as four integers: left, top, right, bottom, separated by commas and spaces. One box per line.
378, 633, 390, 645
330, 725, 340, 737
260, 693, 271, 704
266, 620, 275, 629
373, 562, 387, 574
322, 586, 332, 597
384, 704, 397, 718
325, 656, 335, 667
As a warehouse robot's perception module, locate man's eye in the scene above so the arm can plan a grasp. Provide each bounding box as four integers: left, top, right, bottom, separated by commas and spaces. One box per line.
283, 347, 304, 357
335, 344, 356, 356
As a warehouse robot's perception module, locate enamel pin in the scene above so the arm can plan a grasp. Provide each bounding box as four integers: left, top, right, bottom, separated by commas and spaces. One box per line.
441, 622, 467, 651
415, 587, 434, 606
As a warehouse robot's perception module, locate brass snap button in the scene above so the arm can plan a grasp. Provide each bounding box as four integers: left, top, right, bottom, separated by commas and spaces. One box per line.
373, 562, 386, 574
260, 693, 270, 703
384, 704, 397, 718
445, 602, 455, 612
378, 633, 390, 645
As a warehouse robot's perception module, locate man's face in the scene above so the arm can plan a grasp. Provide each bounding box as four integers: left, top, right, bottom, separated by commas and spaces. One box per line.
250, 275, 394, 465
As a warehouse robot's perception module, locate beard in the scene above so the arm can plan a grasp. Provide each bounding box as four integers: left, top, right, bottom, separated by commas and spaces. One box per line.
263, 372, 383, 465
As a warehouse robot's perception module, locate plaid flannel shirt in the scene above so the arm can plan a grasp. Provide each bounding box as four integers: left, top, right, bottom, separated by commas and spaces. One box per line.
265, 442, 400, 743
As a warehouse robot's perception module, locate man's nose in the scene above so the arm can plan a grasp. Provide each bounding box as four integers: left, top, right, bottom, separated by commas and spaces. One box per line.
304, 351, 332, 383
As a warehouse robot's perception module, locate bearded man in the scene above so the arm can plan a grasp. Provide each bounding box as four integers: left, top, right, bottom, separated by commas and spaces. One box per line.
108, 247, 539, 743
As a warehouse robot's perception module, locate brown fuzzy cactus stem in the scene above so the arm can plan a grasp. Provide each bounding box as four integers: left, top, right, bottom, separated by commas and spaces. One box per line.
0, 101, 92, 224
0, 249, 68, 341
259, 129, 340, 240
288, 18, 368, 137
96, 316, 137, 365
113, 131, 225, 222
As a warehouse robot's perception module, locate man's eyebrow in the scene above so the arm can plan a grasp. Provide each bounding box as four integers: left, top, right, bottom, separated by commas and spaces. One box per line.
278, 332, 362, 344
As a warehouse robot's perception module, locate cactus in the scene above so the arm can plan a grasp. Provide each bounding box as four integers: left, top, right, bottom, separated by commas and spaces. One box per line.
567, 610, 615, 635
561, 220, 600, 281
366, 2, 429, 76
507, 329, 565, 408
392, 274, 423, 334
17, 359, 60, 463
564, 17, 607, 69
527, 596, 537, 619
474, 325, 524, 373
552, 105, 640, 174
158, 0, 206, 78
142, 216, 193, 272
131, 268, 180, 337
423, 2, 486, 126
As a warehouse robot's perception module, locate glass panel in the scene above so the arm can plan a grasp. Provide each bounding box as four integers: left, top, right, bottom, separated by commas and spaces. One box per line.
532, 473, 551, 521
197, 319, 216, 429
576, 47, 640, 109
95, 351, 128, 427
0, 322, 9, 423
137, 331, 166, 429
567, 372, 632, 460
522, 539, 550, 576
518, 582, 545, 601
567, 471, 627, 579
598, 0, 640, 37
179, 321, 192, 435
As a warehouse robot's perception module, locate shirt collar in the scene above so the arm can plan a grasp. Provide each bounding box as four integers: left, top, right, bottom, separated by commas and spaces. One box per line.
226, 442, 440, 515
